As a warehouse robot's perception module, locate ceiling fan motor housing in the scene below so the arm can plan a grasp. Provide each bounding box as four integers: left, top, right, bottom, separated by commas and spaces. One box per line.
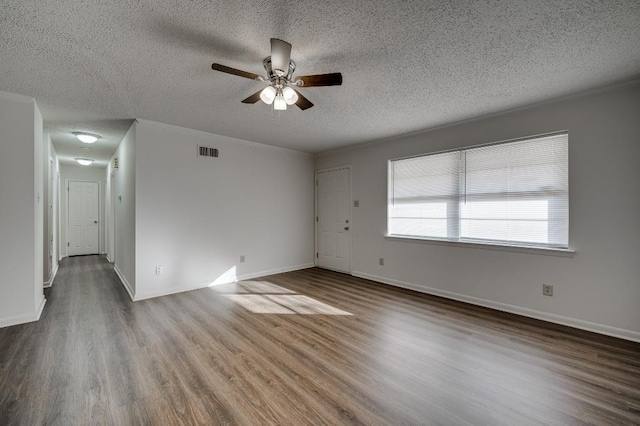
263, 56, 296, 82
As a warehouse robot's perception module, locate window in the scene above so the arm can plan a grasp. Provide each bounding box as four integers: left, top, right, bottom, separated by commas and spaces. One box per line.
388, 132, 568, 249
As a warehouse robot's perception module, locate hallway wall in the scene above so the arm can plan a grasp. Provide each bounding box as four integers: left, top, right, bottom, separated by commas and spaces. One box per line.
108, 123, 137, 297
43, 135, 60, 285
0, 91, 45, 327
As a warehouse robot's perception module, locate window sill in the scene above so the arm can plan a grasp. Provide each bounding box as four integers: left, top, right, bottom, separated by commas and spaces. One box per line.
384, 235, 575, 257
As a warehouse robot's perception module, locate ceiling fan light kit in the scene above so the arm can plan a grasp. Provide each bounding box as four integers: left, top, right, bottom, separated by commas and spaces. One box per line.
282, 87, 298, 105
260, 86, 276, 104
274, 93, 287, 111
211, 38, 342, 111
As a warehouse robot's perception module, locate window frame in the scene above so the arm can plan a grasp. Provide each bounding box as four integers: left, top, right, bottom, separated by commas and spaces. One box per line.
386, 131, 573, 256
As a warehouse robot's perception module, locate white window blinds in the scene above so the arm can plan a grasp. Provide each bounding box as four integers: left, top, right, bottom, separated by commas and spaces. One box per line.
388, 133, 568, 249
389, 152, 460, 238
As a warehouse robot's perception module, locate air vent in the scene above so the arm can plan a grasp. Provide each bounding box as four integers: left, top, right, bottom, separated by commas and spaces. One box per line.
198, 145, 219, 158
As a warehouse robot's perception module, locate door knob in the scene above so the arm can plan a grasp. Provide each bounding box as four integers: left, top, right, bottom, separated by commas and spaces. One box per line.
94, 221, 98, 224
344, 226, 350, 230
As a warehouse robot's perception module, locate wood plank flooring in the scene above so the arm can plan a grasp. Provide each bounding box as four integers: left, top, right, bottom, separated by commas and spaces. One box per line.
1, 255, 639, 425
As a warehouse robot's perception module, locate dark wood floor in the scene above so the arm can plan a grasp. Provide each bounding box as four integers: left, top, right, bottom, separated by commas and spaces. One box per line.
1, 256, 639, 425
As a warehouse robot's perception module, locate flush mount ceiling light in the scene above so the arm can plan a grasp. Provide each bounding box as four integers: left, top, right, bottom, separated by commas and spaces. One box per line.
73, 132, 100, 144
75, 158, 94, 166
211, 38, 342, 111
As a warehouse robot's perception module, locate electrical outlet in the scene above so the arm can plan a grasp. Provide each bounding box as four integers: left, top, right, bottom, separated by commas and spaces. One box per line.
240, 255, 245, 263
354, 200, 359, 207
379, 258, 384, 266
155, 265, 163, 275
543, 283, 553, 296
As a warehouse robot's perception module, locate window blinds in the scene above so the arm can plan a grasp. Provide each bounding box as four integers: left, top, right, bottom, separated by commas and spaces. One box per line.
389, 152, 460, 238
389, 133, 568, 248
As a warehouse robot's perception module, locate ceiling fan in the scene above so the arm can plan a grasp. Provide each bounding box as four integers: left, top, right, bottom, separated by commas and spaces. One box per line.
211, 38, 342, 111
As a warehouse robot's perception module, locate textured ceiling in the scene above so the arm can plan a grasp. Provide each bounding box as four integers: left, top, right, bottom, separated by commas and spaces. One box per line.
1, 0, 640, 163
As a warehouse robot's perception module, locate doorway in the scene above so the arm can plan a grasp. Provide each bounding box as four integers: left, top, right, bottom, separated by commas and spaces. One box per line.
315, 166, 351, 273
68, 180, 100, 256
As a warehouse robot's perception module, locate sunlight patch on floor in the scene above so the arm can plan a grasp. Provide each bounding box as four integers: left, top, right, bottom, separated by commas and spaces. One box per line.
219, 281, 296, 294
207, 271, 352, 315
226, 294, 352, 315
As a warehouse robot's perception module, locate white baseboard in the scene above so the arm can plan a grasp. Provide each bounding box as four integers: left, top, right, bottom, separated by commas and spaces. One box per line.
352, 271, 640, 343
35, 297, 46, 320
114, 265, 135, 301
133, 263, 315, 301
237, 263, 315, 282
134, 280, 216, 301
0, 297, 47, 329
106, 255, 113, 263
43, 263, 59, 288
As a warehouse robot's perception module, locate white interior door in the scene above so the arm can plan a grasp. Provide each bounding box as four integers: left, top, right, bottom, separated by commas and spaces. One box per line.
316, 167, 351, 272
68, 181, 99, 256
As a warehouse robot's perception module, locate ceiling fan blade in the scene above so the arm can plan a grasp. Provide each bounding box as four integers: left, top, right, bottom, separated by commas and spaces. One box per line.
294, 90, 314, 110
212, 63, 262, 80
270, 38, 292, 75
241, 90, 263, 104
296, 73, 343, 87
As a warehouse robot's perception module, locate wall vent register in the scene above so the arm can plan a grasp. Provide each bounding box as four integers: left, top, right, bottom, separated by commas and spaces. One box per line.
198, 145, 219, 158
388, 132, 569, 249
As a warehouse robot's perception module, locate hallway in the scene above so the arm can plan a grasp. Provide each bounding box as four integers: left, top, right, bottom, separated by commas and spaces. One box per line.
0, 256, 133, 424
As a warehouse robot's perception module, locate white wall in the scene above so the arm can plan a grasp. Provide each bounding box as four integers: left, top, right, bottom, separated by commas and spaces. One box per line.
59, 164, 107, 257
315, 84, 640, 342
52, 144, 60, 266
0, 91, 45, 327
33, 103, 45, 316
132, 119, 314, 300
106, 162, 113, 263
42, 134, 49, 283
109, 123, 136, 297
43, 134, 60, 285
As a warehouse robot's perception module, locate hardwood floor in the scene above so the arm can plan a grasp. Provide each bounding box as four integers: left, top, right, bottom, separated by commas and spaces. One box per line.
1, 256, 639, 425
